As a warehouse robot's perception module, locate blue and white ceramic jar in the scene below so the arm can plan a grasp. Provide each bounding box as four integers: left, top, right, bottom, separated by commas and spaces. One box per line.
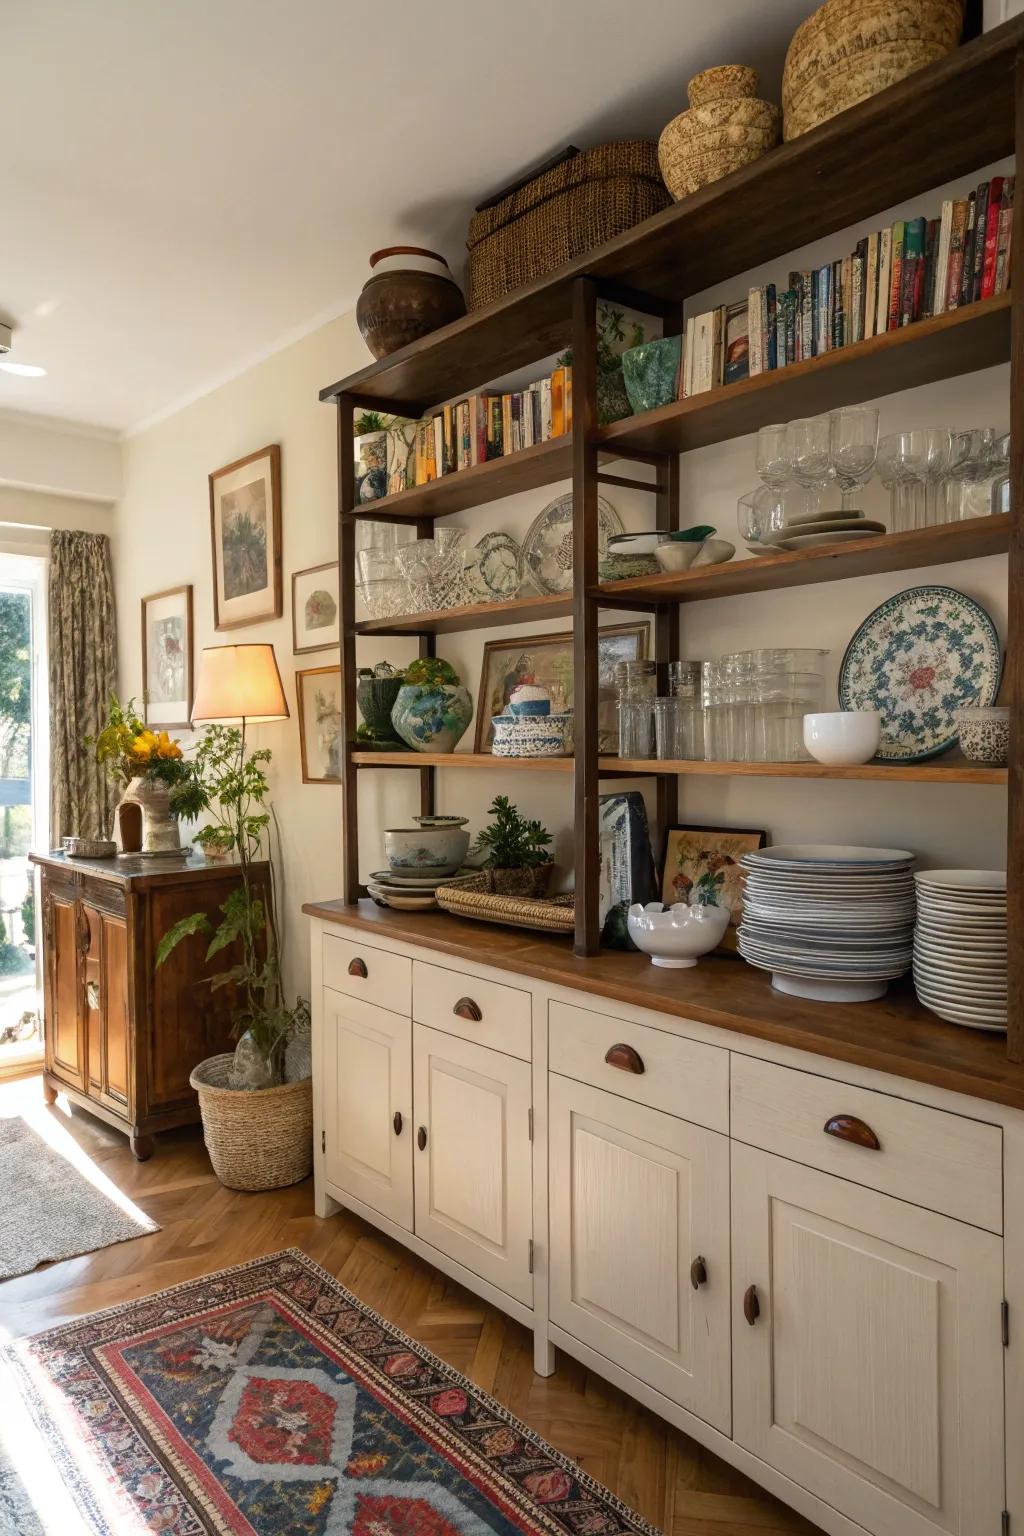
392, 680, 473, 753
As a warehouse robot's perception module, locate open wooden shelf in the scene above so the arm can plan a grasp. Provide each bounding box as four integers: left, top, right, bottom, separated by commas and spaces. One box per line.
598, 294, 1011, 459
356, 591, 572, 636
351, 750, 1004, 784
321, 22, 1021, 412
349, 435, 572, 522
596, 516, 1009, 606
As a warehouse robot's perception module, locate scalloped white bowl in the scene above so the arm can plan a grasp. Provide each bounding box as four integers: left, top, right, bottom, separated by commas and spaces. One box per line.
627, 900, 731, 968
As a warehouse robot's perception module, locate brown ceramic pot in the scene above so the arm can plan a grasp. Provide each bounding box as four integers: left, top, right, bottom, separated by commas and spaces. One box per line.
356, 247, 467, 360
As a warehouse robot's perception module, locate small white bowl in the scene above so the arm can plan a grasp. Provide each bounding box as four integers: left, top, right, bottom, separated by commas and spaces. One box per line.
803, 711, 881, 766
384, 824, 469, 876
627, 900, 730, 967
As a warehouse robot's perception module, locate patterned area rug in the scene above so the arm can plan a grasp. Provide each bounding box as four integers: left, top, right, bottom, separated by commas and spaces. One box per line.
4, 1248, 657, 1536
0, 1117, 158, 1280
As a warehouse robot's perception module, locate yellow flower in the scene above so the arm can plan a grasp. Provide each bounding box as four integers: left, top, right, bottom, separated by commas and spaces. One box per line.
155, 731, 182, 760
128, 730, 159, 762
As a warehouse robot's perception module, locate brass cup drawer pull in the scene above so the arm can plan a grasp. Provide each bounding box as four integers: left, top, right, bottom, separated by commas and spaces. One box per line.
743, 1284, 760, 1326
824, 1114, 881, 1150
347, 957, 368, 978
605, 1042, 645, 1075
453, 996, 483, 1022
690, 1256, 707, 1290
417, 1126, 428, 1151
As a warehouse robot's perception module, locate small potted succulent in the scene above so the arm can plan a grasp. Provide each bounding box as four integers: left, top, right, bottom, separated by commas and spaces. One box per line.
472, 795, 554, 898
391, 656, 473, 753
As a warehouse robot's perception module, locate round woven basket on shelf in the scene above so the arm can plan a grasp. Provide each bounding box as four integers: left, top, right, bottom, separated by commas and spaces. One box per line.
435, 874, 575, 933
189, 1055, 313, 1192
782, 0, 964, 141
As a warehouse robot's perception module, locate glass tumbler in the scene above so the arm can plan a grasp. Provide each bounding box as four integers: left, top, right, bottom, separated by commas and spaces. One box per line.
617, 698, 654, 759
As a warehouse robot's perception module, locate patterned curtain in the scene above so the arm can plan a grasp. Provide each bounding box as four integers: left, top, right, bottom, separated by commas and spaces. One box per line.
49, 530, 118, 841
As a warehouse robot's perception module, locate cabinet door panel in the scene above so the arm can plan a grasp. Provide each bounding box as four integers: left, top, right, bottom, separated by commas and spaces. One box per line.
321, 990, 412, 1230
100, 913, 131, 1108
732, 1142, 1005, 1536
46, 893, 85, 1090
413, 1025, 532, 1307
549, 1074, 730, 1432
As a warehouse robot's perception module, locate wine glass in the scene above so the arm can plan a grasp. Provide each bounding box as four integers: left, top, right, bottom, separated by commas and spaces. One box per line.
877, 434, 914, 533
828, 406, 879, 515
902, 428, 951, 527
755, 424, 793, 490
787, 416, 832, 514
948, 428, 998, 520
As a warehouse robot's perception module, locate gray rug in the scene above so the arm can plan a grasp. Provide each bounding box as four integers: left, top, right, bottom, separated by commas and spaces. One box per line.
0, 1118, 159, 1280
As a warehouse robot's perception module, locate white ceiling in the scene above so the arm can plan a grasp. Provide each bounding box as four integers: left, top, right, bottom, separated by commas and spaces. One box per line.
0, 0, 815, 435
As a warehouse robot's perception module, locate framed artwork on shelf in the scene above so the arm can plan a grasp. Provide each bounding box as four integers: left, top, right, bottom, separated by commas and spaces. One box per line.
209, 443, 282, 630
292, 562, 339, 654
661, 823, 768, 951
474, 621, 649, 753
296, 665, 342, 784
598, 791, 658, 949
141, 584, 193, 729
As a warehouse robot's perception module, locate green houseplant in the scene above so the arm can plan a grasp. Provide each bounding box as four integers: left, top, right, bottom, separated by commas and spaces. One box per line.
472, 795, 554, 897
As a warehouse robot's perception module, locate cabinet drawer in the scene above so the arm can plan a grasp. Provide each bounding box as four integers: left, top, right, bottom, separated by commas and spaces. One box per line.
548, 1000, 728, 1135
322, 932, 411, 1016
731, 1054, 1002, 1233
412, 960, 530, 1060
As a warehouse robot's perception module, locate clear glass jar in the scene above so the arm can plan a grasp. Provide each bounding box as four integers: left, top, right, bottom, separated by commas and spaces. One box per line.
615, 659, 657, 697
667, 660, 701, 698
618, 698, 654, 758
750, 671, 825, 761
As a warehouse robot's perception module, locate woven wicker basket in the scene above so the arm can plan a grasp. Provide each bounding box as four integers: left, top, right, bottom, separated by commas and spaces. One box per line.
435, 874, 575, 933
782, 0, 964, 141
466, 142, 670, 310
190, 1055, 313, 1192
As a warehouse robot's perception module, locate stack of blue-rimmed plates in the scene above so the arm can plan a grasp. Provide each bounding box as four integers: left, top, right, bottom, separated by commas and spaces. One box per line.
738, 844, 916, 1003
367, 869, 477, 911
913, 870, 1007, 1032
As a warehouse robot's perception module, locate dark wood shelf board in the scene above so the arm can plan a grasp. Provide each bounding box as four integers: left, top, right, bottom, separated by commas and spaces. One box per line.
595, 515, 1009, 604
320, 21, 1022, 411
349, 436, 572, 522
351, 751, 574, 771
598, 295, 1011, 458
302, 901, 1024, 1111
356, 592, 571, 636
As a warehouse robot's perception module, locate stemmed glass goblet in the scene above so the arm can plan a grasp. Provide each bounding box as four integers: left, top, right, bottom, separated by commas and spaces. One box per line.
787, 416, 832, 515
829, 406, 879, 515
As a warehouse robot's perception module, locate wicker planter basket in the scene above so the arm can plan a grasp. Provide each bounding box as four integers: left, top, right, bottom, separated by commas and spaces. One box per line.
189, 1055, 313, 1192
466, 142, 670, 310
782, 0, 964, 141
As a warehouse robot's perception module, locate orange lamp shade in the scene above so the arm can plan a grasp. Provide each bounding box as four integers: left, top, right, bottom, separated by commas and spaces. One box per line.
191, 643, 290, 723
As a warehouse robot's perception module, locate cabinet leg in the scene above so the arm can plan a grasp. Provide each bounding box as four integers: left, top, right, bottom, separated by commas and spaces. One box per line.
314, 1183, 341, 1219
130, 1131, 155, 1162
533, 1332, 556, 1378
42, 1079, 58, 1106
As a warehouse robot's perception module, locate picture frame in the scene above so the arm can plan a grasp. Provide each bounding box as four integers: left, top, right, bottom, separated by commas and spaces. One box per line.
661, 823, 768, 951
296, 665, 342, 784
292, 562, 340, 654
474, 621, 649, 753
209, 444, 282, 630
141, 584, 193, 729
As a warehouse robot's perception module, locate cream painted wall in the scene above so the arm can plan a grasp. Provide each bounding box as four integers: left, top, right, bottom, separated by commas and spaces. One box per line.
114, 163, 1010, 1002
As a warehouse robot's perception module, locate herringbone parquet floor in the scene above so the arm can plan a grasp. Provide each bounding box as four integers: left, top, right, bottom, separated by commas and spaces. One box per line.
0, 1075, 820, 1535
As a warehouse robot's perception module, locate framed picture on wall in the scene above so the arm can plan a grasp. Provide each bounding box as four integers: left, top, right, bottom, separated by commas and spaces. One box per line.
292, 562, 339, 654
474, 621, 649, 752
296, 665, 342, 783
209, 444, 283, 630
141, 584, 193, 728
661, 823, 768, 951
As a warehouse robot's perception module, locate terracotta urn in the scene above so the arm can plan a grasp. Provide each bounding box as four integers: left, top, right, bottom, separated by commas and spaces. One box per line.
356, 247, 467, 361
658, 66, 781, 202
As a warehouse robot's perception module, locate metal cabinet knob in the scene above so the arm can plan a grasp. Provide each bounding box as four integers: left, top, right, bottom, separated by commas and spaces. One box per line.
453, 996, 483, 1022
393, 1111, 403, 1136
347, 957, 368, 978
604, 1042, 645, 1074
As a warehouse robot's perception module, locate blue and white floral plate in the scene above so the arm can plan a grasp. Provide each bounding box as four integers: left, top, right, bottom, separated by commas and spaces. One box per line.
839, 585, 1002, 762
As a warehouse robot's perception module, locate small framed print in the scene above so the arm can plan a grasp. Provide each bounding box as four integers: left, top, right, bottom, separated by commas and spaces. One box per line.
661, 823, 768, 951
209, 444, 282, 630
141, 585, 193, 728
292, 562, 339, 654
296, 665, 342, 783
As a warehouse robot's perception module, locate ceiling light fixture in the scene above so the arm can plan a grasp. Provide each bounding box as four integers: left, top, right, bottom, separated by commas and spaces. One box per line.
0, 361, 46, 378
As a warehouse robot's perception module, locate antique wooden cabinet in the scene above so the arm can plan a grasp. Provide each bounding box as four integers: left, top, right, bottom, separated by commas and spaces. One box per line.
32, 851, 262, 1159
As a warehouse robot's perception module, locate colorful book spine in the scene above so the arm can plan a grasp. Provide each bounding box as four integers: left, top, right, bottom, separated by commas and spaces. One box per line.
888, 221, 905, 331
876, 228, 892, 334
747, 289, 764, 376
764, 286, 777, 371
946, 199, 968, 309
864, 232, 879, 340
900, 217, 925, 326
980, 175, 1003, 300
723, 299, 750, 385
995, 177, 1015, 295
970, 181, 990, 303
933, 201, 953, 315
959, 191, 977, 308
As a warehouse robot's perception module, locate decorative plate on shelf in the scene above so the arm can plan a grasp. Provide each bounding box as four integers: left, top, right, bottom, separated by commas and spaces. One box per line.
521, 494, 623, 594
839, 585, 1002, 762
464, 531, 522, 600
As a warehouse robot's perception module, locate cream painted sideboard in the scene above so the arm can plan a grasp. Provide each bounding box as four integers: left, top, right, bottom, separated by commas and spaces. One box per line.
307, 901, 1024, 1536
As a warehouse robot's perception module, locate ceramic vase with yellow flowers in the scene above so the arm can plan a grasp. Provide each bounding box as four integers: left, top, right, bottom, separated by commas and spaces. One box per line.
89, 696, 189, 855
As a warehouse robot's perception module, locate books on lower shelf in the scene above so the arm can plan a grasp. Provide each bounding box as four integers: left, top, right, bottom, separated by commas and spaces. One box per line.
682, 174, 1014, 397
412, 365, 572, 486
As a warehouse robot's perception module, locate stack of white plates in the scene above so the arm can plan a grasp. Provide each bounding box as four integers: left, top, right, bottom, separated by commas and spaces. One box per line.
913, 869, 1007, 1032
760, 508, 887, 554
366, 869, 477, 911
738, 844, 916, 1003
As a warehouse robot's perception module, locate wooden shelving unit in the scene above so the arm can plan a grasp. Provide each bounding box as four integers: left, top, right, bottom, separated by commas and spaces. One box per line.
324, 18, 1023, 1061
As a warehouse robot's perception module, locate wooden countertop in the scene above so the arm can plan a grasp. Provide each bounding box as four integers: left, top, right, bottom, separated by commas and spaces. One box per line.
303, 898, 1024, 1113
31, 849, 267, 888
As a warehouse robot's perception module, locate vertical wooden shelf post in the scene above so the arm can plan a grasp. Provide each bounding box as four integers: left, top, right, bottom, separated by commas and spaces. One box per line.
572, 276, 601, 955
337, 393, 360, 904
1007, 47, 1024, 1062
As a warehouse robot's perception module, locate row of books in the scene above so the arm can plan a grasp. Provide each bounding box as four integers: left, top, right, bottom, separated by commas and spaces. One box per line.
412, 366, 573, 485
683, 174, 1015, 396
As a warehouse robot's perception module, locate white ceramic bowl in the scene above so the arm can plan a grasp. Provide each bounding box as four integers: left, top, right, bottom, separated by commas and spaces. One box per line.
627, 900, 730, 967
384, 824, 469, 876
655, 536, 736, 572
803, 711, 882, 766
